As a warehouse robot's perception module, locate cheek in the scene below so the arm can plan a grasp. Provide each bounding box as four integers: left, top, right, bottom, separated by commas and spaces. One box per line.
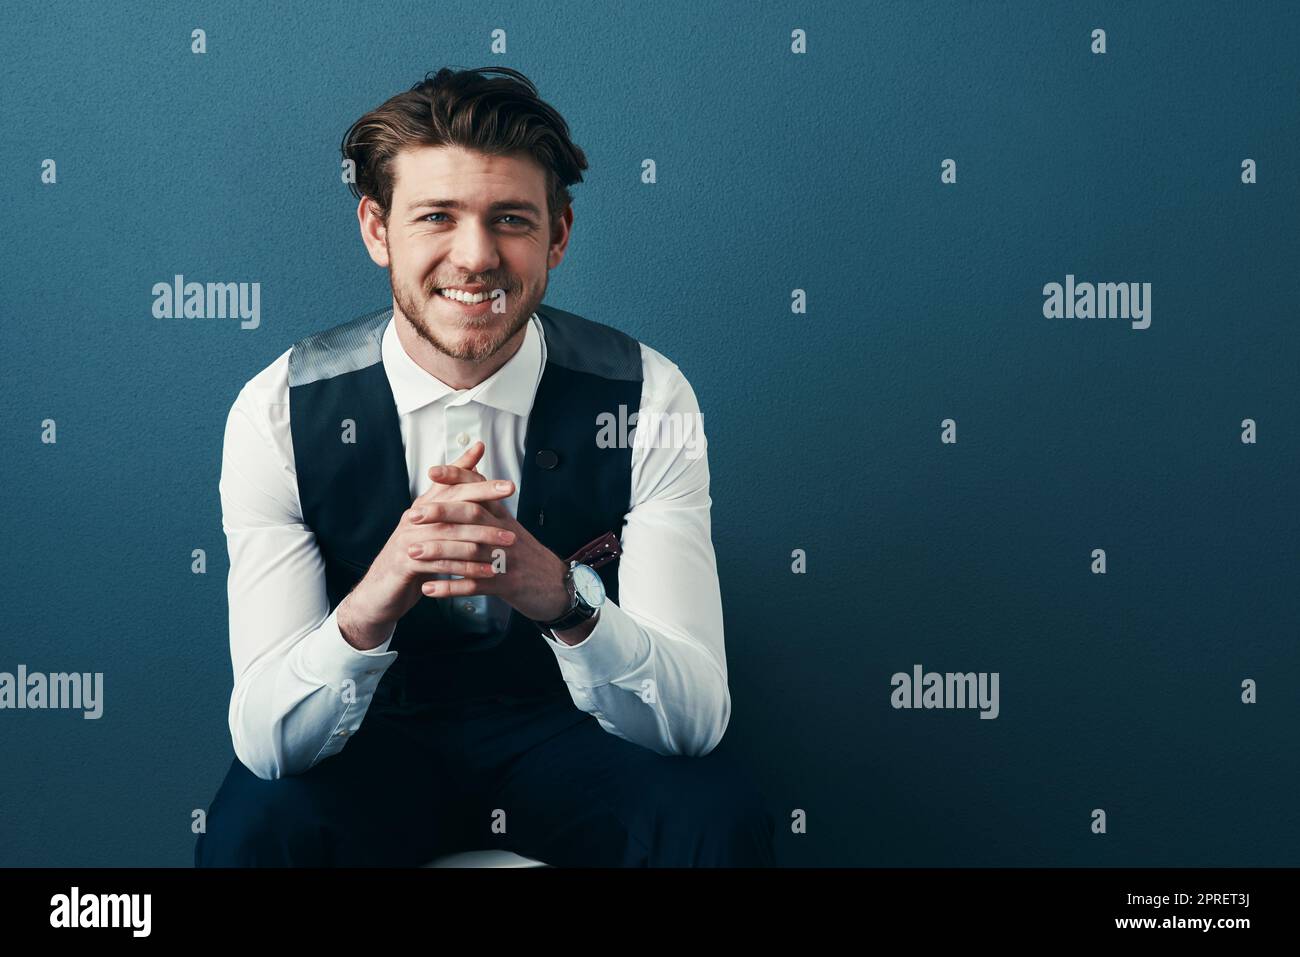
391, 241, 438, 281
511, 263, 542, 291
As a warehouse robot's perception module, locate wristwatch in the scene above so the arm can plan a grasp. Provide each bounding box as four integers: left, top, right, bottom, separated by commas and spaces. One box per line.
532, 531, 622, 634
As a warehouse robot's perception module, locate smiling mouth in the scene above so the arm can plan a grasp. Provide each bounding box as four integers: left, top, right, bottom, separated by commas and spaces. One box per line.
435, 288, 492, 304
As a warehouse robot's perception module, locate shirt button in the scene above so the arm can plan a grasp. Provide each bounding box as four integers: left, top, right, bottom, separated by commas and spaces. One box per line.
365, 668, 380, 675
335, 729, 350, 737
456, 432, 470, 446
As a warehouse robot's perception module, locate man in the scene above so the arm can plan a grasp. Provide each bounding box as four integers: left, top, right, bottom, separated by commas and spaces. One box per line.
194, 66, 776, 867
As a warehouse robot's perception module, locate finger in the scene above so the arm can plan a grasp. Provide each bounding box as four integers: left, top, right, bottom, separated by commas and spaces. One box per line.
426, 463, 487, 486
407, 558, 500, 578
479, 496, 512, 521
405, 538, 512, 561
441, 477, 515, 504
451, 440, 486, 470
421, 576, 493, 598
467, 495, 516, 532
410, 482, 512, 517
415, 464, 492, 509
408, 494, 512, 526
408, 520, 514, 540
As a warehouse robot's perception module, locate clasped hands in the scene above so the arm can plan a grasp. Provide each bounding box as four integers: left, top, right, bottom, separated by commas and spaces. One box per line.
368, 440, 573, 626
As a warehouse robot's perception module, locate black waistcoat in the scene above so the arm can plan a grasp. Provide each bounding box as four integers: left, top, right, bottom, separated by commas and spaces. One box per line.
286, 303, 642, 708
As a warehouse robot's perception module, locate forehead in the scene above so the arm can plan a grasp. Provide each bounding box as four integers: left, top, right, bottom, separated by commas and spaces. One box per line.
389, 145, 546, 206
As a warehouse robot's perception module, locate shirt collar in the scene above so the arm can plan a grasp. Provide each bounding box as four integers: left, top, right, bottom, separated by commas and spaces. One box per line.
382, 310, 544, 418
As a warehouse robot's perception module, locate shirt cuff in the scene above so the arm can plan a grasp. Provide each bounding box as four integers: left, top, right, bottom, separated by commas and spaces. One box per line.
544, 600, 651, 688
300, 607, 399, 688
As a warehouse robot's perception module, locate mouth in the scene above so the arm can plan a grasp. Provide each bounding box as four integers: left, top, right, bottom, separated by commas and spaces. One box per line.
434, 286, 503, 316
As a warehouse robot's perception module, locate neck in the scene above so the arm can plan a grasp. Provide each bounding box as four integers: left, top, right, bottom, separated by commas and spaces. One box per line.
393, 309, 528, 391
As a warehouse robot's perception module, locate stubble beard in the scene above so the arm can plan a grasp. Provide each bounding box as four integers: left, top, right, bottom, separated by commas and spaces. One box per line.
390, 257, 542, 363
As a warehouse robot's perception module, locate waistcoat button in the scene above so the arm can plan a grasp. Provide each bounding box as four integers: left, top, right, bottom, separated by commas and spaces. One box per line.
536, 449, 559, 470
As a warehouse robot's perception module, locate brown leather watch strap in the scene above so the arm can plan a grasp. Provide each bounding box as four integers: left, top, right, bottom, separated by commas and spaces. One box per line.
565, 530, 622, 570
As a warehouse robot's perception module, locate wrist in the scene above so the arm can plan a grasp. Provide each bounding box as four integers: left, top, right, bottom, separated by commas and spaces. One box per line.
532, 556, 605, 635
552, 608, 600, 646
541, 561, 573, 620
336, 591, 395, 651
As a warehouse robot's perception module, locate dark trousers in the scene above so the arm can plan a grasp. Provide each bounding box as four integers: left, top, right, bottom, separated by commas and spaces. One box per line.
195, 691, 777, 867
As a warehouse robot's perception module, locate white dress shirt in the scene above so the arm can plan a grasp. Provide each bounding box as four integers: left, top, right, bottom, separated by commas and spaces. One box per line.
220, 310, 729, 780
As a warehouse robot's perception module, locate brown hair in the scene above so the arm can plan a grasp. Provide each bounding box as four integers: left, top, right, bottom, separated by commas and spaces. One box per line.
341, 67, 588, 237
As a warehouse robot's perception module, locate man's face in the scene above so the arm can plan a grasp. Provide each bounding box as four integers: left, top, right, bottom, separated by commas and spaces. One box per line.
372, 144, 567, 362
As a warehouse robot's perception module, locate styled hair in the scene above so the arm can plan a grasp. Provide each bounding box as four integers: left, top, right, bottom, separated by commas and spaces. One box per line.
341, 67, 588, 237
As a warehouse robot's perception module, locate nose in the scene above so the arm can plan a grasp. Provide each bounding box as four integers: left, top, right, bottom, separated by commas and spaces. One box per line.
446, 219, 501, 278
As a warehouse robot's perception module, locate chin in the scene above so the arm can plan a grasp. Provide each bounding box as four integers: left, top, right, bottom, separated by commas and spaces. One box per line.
452, 327, 507, 359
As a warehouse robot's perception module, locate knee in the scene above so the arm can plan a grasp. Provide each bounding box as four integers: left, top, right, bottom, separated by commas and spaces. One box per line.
645, 757, 776, 866
196, 761, 330, 867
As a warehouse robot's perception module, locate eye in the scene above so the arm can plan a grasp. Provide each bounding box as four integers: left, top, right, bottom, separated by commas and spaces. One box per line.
420, 213, 529, 225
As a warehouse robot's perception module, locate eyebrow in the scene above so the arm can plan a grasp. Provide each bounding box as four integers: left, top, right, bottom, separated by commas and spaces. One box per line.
406, 198, 543, 217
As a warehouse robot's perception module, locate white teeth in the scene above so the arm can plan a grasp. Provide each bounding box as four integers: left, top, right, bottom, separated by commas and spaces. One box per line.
439, 288, 491, 304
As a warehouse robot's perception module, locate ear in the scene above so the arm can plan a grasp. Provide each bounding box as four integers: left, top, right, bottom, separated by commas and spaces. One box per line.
546, 203, 574, 270
358, 197, 390, 268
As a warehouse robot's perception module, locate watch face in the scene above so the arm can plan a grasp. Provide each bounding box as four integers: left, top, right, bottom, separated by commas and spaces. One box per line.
571, 564, 606, 607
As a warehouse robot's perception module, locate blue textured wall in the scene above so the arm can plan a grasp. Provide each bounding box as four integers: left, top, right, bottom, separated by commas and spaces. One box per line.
1, 0, 1296, 866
